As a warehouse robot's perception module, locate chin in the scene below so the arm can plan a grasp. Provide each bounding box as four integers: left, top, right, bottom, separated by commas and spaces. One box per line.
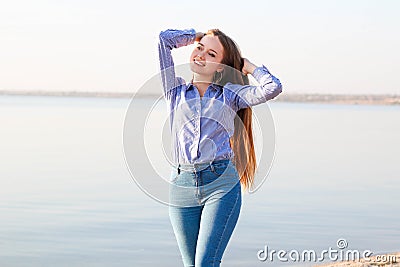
189, 63, 205, 75
189, 62, 197, 73
190, 63, 215, 76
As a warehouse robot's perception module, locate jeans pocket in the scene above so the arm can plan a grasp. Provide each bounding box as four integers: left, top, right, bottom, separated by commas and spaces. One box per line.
211, 164, 228, 176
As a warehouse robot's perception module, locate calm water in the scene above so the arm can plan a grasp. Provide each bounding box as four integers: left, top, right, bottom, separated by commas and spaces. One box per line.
0, 95, 399, 267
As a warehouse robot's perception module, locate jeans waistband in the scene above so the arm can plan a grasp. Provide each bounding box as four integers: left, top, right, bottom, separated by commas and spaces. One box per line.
175, 159, 231, 172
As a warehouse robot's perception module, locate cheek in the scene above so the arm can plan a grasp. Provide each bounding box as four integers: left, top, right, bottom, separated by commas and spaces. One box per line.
210, 56, 223, 65
190, 50, 198, 60
207, 57, 222, 69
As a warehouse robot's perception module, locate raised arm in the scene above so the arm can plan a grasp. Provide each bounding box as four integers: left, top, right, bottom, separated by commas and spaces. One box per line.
158, 29, 197, 101
226, 58, 283, 110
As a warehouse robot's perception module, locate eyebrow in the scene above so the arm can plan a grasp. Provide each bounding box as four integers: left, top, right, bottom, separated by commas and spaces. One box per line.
198, 42, 219, 55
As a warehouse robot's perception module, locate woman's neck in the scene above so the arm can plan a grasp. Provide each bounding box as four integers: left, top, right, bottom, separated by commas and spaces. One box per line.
192, 73, 213, 97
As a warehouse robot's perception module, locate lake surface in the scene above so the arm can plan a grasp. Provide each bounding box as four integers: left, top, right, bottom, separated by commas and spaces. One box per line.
0, 95, 399, 267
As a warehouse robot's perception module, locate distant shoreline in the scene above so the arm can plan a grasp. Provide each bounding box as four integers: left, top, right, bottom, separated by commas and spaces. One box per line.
1, 90, 399, 105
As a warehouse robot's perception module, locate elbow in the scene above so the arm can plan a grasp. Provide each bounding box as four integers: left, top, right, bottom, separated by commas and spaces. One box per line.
158, 30, 168, 39
269, 78, 283, 100
159, 30, 167, 43
276, 81, 283, 95
159, 30, 172, 48
159, 30, 168, 40
266, 79, 282, 101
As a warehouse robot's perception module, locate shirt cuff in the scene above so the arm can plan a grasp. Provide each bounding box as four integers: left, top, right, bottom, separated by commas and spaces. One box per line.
185, 28, 197, 44
252, 65, 271, 80
172, 28, 197, 48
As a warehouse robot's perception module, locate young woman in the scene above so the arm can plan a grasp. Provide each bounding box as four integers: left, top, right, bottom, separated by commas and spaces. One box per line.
158, 28, 282, 266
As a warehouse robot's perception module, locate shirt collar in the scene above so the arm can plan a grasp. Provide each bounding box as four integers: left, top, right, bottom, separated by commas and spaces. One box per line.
186, 82, 222, 92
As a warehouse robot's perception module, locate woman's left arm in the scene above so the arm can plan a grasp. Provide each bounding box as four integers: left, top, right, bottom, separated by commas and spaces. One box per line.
226, 58, 283, 110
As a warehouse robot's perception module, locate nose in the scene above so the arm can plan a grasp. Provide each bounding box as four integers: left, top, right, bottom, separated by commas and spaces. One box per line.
196, 52, 205, 60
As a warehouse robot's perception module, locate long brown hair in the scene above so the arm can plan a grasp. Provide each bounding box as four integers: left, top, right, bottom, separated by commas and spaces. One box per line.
206, 29, 256, 191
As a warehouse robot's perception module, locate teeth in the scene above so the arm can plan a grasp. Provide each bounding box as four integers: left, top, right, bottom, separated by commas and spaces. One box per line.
194, 59, 205, 66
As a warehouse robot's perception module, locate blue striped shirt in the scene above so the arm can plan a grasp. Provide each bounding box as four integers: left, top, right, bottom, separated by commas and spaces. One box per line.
158, 28, 282, 164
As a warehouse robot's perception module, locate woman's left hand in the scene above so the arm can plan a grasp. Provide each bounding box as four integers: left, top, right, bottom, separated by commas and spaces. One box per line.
241, 58, 257, 75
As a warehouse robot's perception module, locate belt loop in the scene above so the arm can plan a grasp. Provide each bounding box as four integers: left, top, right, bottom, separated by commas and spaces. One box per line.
209, 161, 215, 172
177, 163, 181, 175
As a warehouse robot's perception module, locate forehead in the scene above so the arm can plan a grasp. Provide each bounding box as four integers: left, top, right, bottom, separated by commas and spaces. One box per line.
200, 35, 224, 54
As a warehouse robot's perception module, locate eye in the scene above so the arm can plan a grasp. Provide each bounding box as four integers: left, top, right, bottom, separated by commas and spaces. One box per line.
196, 45, 202, 50
208, 53, 215, 58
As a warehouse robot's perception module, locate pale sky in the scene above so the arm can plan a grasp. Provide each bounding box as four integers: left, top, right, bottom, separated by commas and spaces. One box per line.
1, 0, 399, 95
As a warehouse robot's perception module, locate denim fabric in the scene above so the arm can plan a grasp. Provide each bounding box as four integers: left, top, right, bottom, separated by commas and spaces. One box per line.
169, 159, 242, 266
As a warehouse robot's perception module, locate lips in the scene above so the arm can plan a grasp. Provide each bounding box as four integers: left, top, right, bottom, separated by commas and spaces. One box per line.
193, 58, 205, 67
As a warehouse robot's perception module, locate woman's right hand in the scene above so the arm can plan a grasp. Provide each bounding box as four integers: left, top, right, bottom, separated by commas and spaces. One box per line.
195, 32, 205, 42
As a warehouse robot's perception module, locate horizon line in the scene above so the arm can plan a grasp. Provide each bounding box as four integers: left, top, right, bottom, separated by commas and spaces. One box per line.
0, 89, 399, 105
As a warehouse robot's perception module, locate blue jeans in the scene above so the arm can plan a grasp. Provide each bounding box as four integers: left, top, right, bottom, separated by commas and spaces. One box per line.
168, 159, 242, 267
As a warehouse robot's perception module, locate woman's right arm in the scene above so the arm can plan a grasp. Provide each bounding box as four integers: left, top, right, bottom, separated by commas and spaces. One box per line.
158, 29, 197, 101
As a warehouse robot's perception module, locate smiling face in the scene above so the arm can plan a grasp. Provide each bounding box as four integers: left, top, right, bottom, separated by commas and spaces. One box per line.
190, 34, 224, 77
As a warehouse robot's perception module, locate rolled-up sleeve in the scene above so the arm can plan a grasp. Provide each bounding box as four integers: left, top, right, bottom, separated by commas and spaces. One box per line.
158, 29, 196, 101
158, 29, 196, 100
225, 65, 282, 110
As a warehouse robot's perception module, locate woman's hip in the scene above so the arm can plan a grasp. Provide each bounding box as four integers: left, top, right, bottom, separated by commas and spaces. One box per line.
168, 159, 241, 207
